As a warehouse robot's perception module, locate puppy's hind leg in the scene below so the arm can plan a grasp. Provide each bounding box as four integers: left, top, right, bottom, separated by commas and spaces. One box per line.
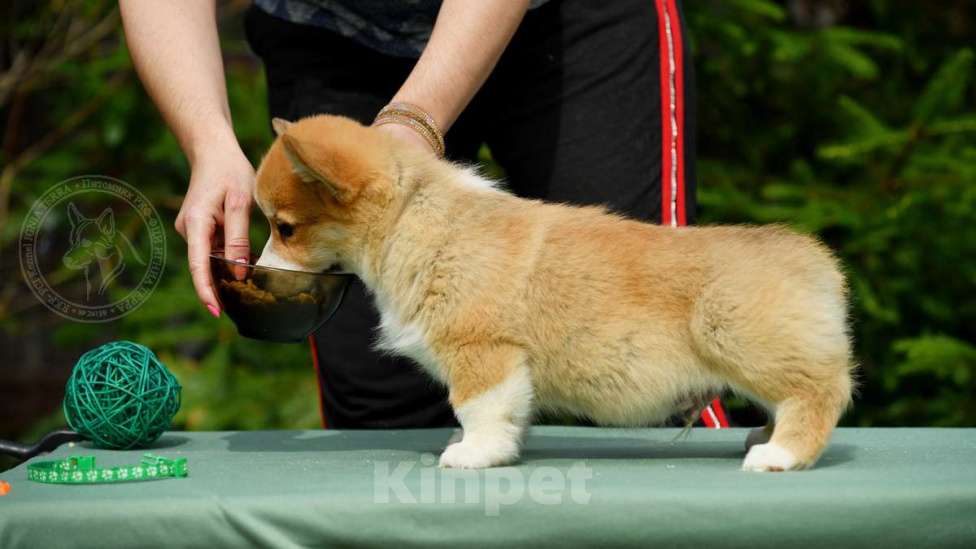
743, 369, 852, 471
691, 278, 854, 471
438, 344, 533, 469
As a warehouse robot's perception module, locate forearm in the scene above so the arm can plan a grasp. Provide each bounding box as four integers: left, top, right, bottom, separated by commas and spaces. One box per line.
119, 0, 241, 166
392, 0, 530, 133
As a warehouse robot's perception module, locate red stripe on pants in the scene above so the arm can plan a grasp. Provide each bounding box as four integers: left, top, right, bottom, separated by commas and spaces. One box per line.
668, 0, 688, 226
656, 0, 674, 226
656, 0, 729, 427
308, 335, 329, 428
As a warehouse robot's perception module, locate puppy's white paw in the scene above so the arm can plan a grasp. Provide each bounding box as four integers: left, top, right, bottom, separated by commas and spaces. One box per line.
742, 442, 798, 472
438, 439, 518, 469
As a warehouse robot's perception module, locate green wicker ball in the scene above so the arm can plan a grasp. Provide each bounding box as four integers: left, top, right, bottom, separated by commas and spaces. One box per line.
63, 341, 181, 449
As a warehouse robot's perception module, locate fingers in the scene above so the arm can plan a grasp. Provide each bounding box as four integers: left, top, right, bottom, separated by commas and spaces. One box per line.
174, 209, 187, 240
177, 152, 254, 316
222, 188, 252, 280
185, 213, 221, 317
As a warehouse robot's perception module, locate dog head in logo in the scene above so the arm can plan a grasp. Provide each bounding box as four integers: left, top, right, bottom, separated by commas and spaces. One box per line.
62, 202, 146, 301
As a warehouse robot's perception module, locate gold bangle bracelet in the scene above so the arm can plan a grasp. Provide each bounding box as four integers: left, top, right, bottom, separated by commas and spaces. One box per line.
380, 102, 441, 133
374, 102, 446, 157
374, 113, 445, 157
375, 104, 445, 156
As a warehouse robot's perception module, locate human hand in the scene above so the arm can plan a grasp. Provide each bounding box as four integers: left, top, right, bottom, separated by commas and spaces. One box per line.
174, 148, 255, 317
375, 121, 435, 154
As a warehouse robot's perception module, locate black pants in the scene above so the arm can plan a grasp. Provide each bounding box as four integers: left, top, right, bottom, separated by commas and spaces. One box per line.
245, 0, 697, 428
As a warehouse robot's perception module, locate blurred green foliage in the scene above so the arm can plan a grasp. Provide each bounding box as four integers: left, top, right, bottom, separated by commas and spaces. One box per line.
1, 0, 974, 463
1, 1, 323, 451
686, 0, 976, 425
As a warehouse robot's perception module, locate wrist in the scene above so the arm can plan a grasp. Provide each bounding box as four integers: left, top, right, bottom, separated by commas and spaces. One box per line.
390, 92, 454, 134
374, 102, 446, 157
375, 122, 435, 154
185, 123, 245, 168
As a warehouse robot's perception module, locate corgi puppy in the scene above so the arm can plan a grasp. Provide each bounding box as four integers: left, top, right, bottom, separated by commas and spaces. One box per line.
254, 115, 855, 472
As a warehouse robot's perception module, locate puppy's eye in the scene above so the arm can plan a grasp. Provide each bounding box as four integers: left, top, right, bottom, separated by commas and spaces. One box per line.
276, 222, 294, 239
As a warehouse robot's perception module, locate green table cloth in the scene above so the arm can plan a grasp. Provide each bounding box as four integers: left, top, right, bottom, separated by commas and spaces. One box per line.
1, 428, 974, 548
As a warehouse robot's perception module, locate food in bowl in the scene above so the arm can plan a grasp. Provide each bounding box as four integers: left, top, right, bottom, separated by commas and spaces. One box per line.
210, 253, 352, 342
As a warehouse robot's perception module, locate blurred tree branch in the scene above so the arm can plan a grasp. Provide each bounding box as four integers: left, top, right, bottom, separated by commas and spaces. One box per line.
0, 7, 118, 106
0, 2, 123, 228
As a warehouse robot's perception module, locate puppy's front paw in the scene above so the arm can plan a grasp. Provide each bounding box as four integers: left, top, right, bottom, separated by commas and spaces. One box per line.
438, 439, 519, 469
741, 442, 799, 472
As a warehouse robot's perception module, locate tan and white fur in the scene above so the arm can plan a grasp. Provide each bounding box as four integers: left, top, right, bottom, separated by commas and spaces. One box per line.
254, 115, 855, 472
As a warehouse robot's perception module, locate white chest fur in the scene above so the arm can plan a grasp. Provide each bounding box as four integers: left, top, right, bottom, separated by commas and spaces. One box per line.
367, 171, 500, 384
374, 305, 444, 383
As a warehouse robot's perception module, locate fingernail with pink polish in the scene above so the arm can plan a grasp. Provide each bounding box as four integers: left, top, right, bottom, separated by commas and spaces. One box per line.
207, 304, 220, 318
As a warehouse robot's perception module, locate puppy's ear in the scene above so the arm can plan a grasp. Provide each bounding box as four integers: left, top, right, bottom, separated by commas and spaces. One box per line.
280, 133, 353, 202
278, 117, 393, 204
280, 134, 322, 184
271, 118, 292, 137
